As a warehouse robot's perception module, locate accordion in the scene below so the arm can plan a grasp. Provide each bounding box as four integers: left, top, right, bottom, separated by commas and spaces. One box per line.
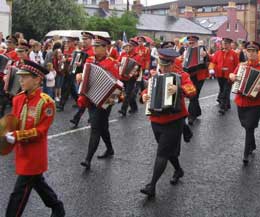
79, 63, 123, 109
183, 46, 207, 73
4, 66, 20, 96
119, 57, 140, 80
231, 64, 260, 98
0, 54, 12, 73
145, 73, 182, 116
70, 51, 88, 74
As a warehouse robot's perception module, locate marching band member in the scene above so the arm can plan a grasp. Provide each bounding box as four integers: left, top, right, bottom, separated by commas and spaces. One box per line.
140, 48, 196, 197
70, 32, 95, 128
229, 41, 260, 164
209, 38, 239, 115
4, 60, 65, 217
5, 35, 19, 62
185, 36, 209, 125
78, 35, 119, 170
118, 39, 140, 116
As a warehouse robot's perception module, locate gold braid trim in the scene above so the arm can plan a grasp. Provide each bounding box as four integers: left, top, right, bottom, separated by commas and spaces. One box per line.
20, 104, 28, 130
34, 99, 45, 126
16, 128, 37, 141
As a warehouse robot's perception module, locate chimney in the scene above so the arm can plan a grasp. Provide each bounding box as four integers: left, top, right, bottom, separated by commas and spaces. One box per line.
184, 6, 194, 19
168, 2, 179, 17
99, 0, 109, 11
227, 2, 237, 20
132, 0, 144, 16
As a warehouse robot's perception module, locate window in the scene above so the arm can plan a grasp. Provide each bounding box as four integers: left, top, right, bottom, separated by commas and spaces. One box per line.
226, 22, 230, 31
92, 0, 96, 4
83, 0, 88, 4
179, 8, 185, 13
235, 23, 239, 32
110, 0, 115, 4
160, 35, 165, 41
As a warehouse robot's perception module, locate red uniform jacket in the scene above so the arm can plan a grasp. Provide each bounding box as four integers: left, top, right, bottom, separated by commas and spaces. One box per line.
135, 45, 150, 70
77, 56, 119, 108
107, 47, 119, 60
210, 49, 239, 79
233, 60, 260, 107
6, 48, 19, 62
12, 88, 55, 175
82, 46, 94, 57
142, 68, 197, 124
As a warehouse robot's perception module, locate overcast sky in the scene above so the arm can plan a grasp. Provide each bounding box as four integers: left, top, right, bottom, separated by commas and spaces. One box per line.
124, 0, 176, 6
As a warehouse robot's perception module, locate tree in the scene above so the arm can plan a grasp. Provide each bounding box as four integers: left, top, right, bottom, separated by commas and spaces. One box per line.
84, 11, 138, 40
12, 0, 88, 40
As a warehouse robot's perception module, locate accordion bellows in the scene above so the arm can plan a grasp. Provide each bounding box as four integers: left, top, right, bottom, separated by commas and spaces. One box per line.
232, 64, 260, 98
79, 63, 123, 108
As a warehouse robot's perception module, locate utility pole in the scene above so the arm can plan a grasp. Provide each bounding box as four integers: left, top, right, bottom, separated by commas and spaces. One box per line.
127, 0, 129, 11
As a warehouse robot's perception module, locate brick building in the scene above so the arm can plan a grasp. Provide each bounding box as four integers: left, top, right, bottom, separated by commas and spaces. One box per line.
144, 0, 260, 41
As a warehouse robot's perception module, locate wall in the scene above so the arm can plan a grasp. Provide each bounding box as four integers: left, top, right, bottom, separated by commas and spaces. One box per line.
0, 0, 11, 37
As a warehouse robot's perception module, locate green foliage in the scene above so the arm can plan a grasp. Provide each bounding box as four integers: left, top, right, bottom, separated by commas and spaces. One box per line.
12, 0, 138, 41
84, 11, 138, 40
12, 0, 88, 40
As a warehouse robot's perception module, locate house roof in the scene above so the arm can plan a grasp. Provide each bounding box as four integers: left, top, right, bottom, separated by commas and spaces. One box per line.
144, 0, 256, 10
194, 16, 227, 31
137, 14, 212, 35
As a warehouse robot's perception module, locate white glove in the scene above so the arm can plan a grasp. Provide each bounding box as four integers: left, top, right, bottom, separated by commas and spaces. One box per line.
209, 69, 215, 75
5, 132, 16, 144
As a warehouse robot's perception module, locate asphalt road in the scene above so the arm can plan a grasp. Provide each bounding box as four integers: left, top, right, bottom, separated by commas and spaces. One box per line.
1, 79, 260, 217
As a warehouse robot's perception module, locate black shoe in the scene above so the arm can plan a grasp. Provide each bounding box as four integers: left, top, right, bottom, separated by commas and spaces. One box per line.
118, 110, 126, 116
80, 161, 91, 170
51, 202, 65, 217
129, 109, 138, 114
140, 184, 155, 197
170, 168, 184, 185
70, 119, 79, 128
97, 149, 114, 159
218, 108, 225, 115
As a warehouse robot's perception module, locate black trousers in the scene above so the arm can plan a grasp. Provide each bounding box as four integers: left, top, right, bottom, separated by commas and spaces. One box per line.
151, 118, 185, 159
72, 107, 86, 124
237, 106, 260, 157
217, 77, 232, 109
6, 174, 61, 217
188, 76, 204, 118
85, 105, 113, 162
59, 73, 78, 108
121, 79, 137, 112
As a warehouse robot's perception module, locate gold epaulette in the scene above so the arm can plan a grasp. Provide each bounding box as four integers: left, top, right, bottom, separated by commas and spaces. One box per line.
40, 93, 53, 103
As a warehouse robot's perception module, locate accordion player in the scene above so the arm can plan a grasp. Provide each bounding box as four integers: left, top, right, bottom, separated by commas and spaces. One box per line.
70, 51, 88, 74
78, 63, 123, 109
183, 45, 208, 73
145, 73, 182, 116
119, 57, 140, 80
4, 66, 21, 96
232, 64, 260, 98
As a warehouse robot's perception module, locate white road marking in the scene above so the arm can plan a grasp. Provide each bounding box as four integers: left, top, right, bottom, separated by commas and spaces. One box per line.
199, 93, 218, 100
48, 93, 218, 140
48, 119, 118, 140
